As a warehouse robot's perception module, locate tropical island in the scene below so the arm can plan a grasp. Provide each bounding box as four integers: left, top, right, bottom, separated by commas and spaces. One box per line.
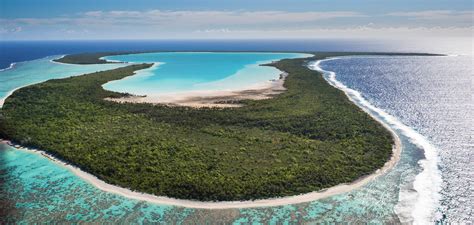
0, 52, 433, 202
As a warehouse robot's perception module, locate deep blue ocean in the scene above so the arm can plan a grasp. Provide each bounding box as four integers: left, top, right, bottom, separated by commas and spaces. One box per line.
2, 38, 469, 70
315, 55, 473, 223
0, 39, 472, 223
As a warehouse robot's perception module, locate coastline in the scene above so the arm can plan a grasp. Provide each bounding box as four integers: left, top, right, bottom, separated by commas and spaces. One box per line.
1, 86, 22, 108
0, 55, 125, 108
106, 72, 289, 108
1, 130, 400, 209
100, 53, 304, 108
0, 57, 64, 108
49, 55, 74, 66
0, 62, 16, 72
311, 57, 444, 223
0, 57, 402, 209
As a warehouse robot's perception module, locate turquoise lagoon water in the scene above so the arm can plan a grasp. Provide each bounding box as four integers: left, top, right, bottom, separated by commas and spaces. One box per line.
1, 52, 468, 223
0, 56, 126, 105
1, 135, 417, 223
102, 52, 310, 95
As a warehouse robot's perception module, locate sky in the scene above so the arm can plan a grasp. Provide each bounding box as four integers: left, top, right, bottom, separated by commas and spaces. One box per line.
0, 0, 473, 40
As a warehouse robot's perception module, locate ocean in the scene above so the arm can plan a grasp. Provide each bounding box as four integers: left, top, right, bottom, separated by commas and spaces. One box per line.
2, 38, 471, 70
0, 56, 126, 104
314, 55, 473, 223
0, 39, 472, 223
1, 39, 381, 70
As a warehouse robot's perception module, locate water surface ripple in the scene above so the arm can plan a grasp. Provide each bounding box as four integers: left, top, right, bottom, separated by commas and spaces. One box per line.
319, 55, 473, 223
0, 54, 471, 223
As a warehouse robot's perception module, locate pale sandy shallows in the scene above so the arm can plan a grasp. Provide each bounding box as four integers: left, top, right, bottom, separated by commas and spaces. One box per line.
2, 60, 402, 209
0, 87, 20, 108
105, 72, 289, 108
1, 131, 400, 209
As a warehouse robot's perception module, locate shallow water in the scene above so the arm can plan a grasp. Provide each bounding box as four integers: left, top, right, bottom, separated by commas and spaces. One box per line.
0, 56, 126, 105
6, 38, 471, 70
0, 136, 417, 224
0, 53, 471, 223
103, 52, 310, 95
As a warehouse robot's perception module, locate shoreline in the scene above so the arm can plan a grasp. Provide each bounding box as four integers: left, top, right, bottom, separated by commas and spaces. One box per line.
0, 62, 16, 72
0, 58, 402, 209
0, 56, 74, 107
0, 55, 108, 108
106, 72, 288, 108
1, 131, 401, 209
311, 57, 444, 223
101, 53, 300, 108
1, 57, 65, 108
49, 55, 75, 66
0, 86, 22, 108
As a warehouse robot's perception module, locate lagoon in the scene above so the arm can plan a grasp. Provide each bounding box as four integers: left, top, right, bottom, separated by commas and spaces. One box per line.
0, 52, 402, 223
0, 56, 126, 106
1, 49, 471, 223
102, 52, 310, 96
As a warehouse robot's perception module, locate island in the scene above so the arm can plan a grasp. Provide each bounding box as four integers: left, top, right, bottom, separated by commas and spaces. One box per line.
0, 52, 434, 202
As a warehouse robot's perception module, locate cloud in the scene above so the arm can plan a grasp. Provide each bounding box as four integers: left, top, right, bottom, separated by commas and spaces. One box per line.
386, 10, 473, 21
3, 10, 366, 27
1, 9, 472, 40
83, 11, 104, 17
194, 26, 474, 39
0, 26, 22, 34
197, 28, 231, 33
4, 9, 471, 31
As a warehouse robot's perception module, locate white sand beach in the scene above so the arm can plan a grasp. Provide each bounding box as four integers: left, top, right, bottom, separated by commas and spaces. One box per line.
1, 124, 401, 209
106, 72, 289, 108
0, 57, 403, 208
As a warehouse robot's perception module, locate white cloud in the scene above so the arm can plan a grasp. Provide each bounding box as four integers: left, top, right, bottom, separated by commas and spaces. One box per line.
4, 10, 366, 27
194, 26, 474, 39
197, 28, 231, 33
4, 9, 472, 29
1, 9, 472, 40
386, 10, 473, 21
0, 26, 22, 34
83, 11, 104, 17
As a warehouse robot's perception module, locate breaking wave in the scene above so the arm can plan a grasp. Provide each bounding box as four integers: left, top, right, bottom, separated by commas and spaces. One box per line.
309, 58, 442, 224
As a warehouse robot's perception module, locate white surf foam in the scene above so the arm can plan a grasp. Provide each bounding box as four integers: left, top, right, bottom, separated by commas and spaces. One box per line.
49, 55, 67, 65
99, 56, 127, 63
309, 58, 442, 224
0, 63, 16, 72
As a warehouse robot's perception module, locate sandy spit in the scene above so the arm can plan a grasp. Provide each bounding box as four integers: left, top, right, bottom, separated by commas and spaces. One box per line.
105, 72, 288, 108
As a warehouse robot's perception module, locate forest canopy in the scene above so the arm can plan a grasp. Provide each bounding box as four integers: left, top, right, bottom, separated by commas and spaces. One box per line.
0, 53, 396, 201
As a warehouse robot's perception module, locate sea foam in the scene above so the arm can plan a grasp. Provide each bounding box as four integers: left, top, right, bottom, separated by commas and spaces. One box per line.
0, 62, 16, 72
309, 58, 442, 224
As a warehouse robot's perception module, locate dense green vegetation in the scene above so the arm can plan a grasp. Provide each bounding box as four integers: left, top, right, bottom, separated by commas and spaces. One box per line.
55, 51, 441, 65
54, 52, 131, 64
0, 53, 395, 201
